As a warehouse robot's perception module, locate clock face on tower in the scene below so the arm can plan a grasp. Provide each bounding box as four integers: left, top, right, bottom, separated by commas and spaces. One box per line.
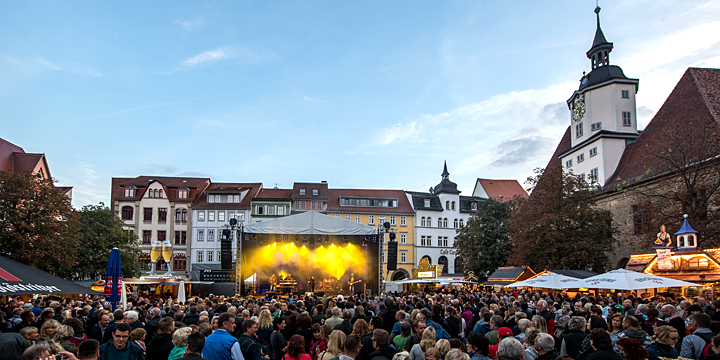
572, 95, 586, 122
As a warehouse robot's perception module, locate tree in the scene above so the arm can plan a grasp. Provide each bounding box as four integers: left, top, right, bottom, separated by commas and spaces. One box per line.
454, 199, 513, 278
0, 171, 79, 275
507, 167, 616, 270
75, 203, 142, 280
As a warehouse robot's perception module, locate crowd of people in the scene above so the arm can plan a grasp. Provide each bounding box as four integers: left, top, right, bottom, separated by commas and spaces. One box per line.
1, 288, 720, 360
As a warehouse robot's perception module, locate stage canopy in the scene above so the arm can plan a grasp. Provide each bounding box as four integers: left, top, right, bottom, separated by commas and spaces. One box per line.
244, 211, 377, 235
567, 269, 703, 290
0, 255, 102, 296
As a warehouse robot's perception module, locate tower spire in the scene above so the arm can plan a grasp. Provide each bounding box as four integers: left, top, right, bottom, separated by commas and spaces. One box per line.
441, 161, 450, 180
586, 5, 613, 69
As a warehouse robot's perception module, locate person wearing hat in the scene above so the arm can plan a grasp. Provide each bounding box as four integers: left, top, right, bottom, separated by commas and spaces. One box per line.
488, 327, 513, 359
485, 316, 505, 345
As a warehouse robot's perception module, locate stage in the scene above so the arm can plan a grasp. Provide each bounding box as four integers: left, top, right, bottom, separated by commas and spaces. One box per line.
239, 211, 380, 296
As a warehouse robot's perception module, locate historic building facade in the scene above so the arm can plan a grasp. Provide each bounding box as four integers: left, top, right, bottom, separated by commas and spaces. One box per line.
111, 176, 210, 276
406, 163, 484, 276
0, 137, 73, 200
189, 182, 262, 272
326, 188, 416, 281
250, 187, 293, 223
291, 182, 328, 214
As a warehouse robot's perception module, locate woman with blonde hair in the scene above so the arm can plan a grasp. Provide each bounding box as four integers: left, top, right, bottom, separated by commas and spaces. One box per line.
169, 327, 193, 360
258, 309, 274, 356
19, 326, 39, 345
39, 319, 60, 341
130, 328, 147, 353
54, 325, 74, 350
435, 339, 451, 359
531, 315, 547, 334
424, 347, 442, 360
523, 328, 540, 360
318, 330, 345, 360
514, 318, 532, 344
411, 309, 421, 324
410, 326, 436, 360
351, 319, 371, 338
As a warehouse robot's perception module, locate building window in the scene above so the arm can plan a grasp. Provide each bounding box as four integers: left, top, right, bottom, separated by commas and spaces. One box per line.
208, 211, 215, 221
144, 208, 152, 221
198, 211, 205, 221
157, 230, 166, 241
159, 189, 164, 198
368, 215, 375, 225
427, 236, 433, 246
173, 255, 186, 271
426, 217, 431, 227
355, 215, 361, 223
178, 189, 188, 199
471, 202, 477, 210
278, 207, 284, 215
198, 230, 204, 241
268, 207, 274, 216
335, 214, 341, 218
142, 230, 151, 244
443, 218, 448, 228
446, 201, 450, 210
622, 90, 629, 98
218, 211, 225, 222
622, 111, 632, 126
420, 236, 426, 246
437, 218, 442, 227
589, 147, 597, 157
400, 233, 406, 244
207, 251, 214, 262
197, 251, 203, 263
589, 168, 599, 183
295, 202, 299, 210
566, 159, 573, 168
454, 219, 458, 228
311, 202, 316, 210
400, 216, 406, 226
591, 122, 602, 131
576, 123, 583, 138
121, 206, 133, 220
208, 230, 214, 241
390, 216, 396, 225
312, 189, 318, 196
577, 154, 585, 163
174, 231, 187, 245
451, 201, 456, 210
438, 256, 449, 274
424, 199, 430, 207
420, 217, 425, 227
299, 189, 306, 196
175, 209, 182, 222
207, 195, 214, 203
400, 251, 407, 263
344, 214, 350, 221
124, 188, 134, 197
300, 201, 306, 210
154, 208, 165, 222
442, 237, 449, 247
229, 211, 236, 220
257, 206, 264, 215
459, 219, 464, 227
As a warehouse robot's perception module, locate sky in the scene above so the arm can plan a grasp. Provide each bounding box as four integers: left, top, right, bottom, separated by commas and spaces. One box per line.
2, 1, 720, 208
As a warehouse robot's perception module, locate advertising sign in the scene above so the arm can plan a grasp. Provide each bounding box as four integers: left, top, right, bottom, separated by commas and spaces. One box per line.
656, 248, 673, 270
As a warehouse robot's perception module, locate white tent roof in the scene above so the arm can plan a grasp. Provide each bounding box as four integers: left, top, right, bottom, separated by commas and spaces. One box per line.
243, 211, 377, 235
508, 272, 581, 289
566, 269, 703, 290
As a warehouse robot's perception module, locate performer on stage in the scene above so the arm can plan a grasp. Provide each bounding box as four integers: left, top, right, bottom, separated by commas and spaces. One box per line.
348, 273, 361, 295
308, 276, 315, 293
269, 274, 277, 292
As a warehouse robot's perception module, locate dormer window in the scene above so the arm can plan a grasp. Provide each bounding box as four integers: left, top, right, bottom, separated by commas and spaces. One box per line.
178, 189, 188, 199
299, 189, 306, 196
312, 189, 318, 196
124, 188, 135, 198
424, 199, 430, 207
471, 202, 477, 211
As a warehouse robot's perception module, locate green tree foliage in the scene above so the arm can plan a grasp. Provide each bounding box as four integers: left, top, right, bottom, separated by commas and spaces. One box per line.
75, 203, 142, 279
507, 167, 616, 270
454, 199, 513, 277
0, 171, 79, 275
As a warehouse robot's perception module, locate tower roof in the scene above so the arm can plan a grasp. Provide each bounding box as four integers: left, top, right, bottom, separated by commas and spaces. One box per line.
433, 162, 460, 194
675, 215, 699, 235
590, 6, 611, 50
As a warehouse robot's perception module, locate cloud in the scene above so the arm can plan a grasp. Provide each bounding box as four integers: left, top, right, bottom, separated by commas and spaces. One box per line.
181, 47, 232, 68
160, 46, 277, 74
176, 18, 204, 30
490, 136, 553, 168
378, 121, 424, 145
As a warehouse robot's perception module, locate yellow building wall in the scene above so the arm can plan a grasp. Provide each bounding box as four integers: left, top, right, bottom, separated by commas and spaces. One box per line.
326, 212, 415, 281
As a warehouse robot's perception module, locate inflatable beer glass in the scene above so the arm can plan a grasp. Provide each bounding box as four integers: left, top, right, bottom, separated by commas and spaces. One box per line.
148, 239, 173, 275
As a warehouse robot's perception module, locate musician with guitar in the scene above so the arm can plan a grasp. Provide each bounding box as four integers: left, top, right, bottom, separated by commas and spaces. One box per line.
348, 273, 362, 295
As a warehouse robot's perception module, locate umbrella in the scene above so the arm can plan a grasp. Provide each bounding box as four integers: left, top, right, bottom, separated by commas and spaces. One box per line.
105, 248, 123, 309
508, 273, 581, 289
0, 255, 101, 295
178, 280, 186, 304
566, 269, 703, 290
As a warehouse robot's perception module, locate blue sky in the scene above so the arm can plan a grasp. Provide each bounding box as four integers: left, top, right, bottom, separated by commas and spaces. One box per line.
2, 1, 720, 207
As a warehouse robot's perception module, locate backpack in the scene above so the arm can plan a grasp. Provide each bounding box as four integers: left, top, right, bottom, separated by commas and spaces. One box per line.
697, 331, 716, 359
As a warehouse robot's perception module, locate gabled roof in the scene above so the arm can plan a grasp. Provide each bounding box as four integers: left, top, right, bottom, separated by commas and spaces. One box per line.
602, 68, 720, 192
0, 138, 24, 172
488, 266, 532, 281
192, 182, 262, 208
292, 182, 328, 200
12, 153, 46, 174
111, 176, 211, 203
474, 178, 528, 202
327, 189, 415, 214
253, 188, 293, 200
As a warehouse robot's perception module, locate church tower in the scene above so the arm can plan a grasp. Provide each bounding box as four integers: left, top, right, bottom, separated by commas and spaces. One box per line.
559, 6, 640, 187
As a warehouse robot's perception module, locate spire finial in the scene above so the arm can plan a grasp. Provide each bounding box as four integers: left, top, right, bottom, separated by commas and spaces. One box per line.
442, 161, 450, 179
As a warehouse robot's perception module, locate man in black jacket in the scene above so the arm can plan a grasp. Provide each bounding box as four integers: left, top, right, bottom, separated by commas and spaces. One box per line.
357, 317, 383, 360
145, 308, 162, 344
146, 317, 175, 360
662, 304, 686, 351
403, 320, 426, 352
89, 312, 110, 343
378, 299, 396, 334
366, 330, 397, 360
334, 311, 353, 336
181, 332, 210, 360
183, 306, 200, 326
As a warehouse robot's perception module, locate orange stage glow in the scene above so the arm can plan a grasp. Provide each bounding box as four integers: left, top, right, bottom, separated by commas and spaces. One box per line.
251, 242, 366, 280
